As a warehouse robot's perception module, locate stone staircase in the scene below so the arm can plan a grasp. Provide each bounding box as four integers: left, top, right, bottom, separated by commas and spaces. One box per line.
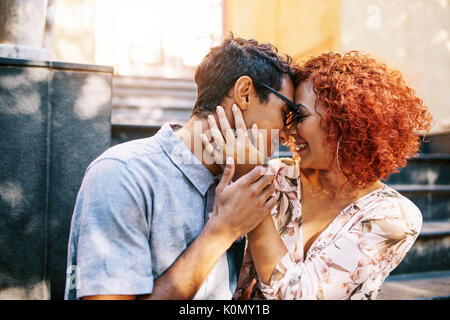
376, 147, 450, 300
110, 76, 450, 300
111, 75, 196, 127
276, 140, 450, 300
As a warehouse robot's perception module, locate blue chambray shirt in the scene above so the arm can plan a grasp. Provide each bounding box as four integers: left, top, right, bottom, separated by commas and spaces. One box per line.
64, 122, 245, 300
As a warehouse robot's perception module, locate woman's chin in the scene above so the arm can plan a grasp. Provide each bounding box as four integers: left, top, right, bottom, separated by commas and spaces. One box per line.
298, 159, 311, 169
295, 149, 308, 163
298, 157, 322, 171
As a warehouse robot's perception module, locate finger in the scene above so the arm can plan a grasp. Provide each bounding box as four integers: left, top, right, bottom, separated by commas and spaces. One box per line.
248, 123, 265, 165
216, 157, 235, 192
264, 194, 278, 211
248, 125, 259, 165
201, 133, 217, 164
261, 183, 276, 200
216, 106, 238, 161
208, 114, 225, 146
258, 130, 265, 153
223, 128, 236, 160
201, 133, 224, 165
202, 127, 213, 142
232, 104, 248, 140
249, 123, 258, 145
236, 165, 267, 185
257, 130, 266, 164
216, 106, 233, 136
254, 172, 275, 192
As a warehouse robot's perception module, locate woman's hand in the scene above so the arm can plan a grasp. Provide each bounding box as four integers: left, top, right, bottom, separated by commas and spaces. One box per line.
201, 104, 266, 179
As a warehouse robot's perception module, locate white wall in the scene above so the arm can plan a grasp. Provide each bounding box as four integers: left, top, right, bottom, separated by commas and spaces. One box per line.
341, 0, 450, 134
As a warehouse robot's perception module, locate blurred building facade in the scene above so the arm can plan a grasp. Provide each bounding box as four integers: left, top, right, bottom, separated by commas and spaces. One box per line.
48, 0, 449, 133
48, 0, 223, 78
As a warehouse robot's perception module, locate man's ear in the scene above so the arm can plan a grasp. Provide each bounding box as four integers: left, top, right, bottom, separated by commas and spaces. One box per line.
233, 76, 253, 111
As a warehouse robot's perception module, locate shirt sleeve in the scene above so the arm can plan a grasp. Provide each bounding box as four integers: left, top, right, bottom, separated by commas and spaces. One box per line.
257, 198, 422, 300
70, 158, 153, 299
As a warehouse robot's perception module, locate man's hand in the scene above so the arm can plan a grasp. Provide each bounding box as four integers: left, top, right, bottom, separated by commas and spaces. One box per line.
207, 156, 278, 244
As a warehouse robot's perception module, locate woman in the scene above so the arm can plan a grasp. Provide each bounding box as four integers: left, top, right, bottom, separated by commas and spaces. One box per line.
203, 51, 433, 300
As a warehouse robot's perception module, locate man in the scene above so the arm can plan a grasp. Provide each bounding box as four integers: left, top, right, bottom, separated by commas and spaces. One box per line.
64, 36, 296, 300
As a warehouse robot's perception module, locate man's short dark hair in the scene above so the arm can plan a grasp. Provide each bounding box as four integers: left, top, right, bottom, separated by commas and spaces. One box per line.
192, 35, 297, 118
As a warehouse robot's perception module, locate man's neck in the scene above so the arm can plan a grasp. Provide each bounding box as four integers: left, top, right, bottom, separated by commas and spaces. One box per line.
174, 116, 223, 176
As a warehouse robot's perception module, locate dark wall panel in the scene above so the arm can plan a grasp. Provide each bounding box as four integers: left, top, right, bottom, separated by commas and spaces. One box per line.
0, 58, 112, 299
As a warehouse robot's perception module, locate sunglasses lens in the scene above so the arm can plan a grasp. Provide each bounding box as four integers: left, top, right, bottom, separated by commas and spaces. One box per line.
283, 111, 294, 127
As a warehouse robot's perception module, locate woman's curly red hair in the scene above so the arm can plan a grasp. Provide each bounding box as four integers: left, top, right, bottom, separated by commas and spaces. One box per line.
294, 51, 433, 189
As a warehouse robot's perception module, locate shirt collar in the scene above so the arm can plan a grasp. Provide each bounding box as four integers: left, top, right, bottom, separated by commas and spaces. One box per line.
156, 122, 216, 196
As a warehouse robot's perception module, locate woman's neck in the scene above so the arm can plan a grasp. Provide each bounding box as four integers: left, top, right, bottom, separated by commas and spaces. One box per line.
300, 167, 382, 203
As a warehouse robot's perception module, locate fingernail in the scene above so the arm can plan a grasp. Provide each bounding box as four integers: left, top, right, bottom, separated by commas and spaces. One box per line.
226, 157, 234, 165
252, 123, 258, 130
232, 104, 238, 112
208, 115, 214, 122
216, 105, 223, 113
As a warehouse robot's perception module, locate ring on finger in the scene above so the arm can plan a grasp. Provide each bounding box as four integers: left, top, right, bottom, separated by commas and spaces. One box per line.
212, 142, 221, 151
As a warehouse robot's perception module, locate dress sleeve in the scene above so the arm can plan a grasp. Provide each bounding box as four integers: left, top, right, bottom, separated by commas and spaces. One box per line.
257, 198, 422, 300
232, 246, 256, 299
232, 158, 300, 300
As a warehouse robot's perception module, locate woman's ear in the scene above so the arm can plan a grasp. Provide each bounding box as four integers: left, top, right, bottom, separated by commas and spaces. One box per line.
233, 76, 253, 111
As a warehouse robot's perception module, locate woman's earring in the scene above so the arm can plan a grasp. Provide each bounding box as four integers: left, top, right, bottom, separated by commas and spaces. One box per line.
336, 139, 344, 176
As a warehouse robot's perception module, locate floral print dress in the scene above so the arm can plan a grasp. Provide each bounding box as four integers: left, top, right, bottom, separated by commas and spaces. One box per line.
233, 158, 422, 300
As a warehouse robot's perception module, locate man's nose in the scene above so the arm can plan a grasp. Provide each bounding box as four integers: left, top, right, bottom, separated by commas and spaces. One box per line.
279, 127, 290, 144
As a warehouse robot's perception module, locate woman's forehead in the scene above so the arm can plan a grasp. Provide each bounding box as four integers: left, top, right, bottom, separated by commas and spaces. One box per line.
295, 79, 316, 109
296, 77, 314, 93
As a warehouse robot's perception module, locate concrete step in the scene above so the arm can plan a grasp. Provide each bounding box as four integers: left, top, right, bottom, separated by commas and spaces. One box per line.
111, 124, 161, 146
113, 87, 197, 100
112, 95, 195, 110
111, 107, 191, 127
112, 75, 196, 91
111, 76, 196, 126
420, 132, 450, 154
377, 270, 450, 300
386, 154, 450, 185
388, 185, 450, 221
392, 220, 450, 275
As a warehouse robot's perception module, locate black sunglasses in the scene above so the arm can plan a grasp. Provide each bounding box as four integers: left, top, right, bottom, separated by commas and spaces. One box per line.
255, 81, 307, 127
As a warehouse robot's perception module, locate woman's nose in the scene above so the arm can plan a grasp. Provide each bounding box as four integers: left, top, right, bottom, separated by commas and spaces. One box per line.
280, 124, 299, 144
